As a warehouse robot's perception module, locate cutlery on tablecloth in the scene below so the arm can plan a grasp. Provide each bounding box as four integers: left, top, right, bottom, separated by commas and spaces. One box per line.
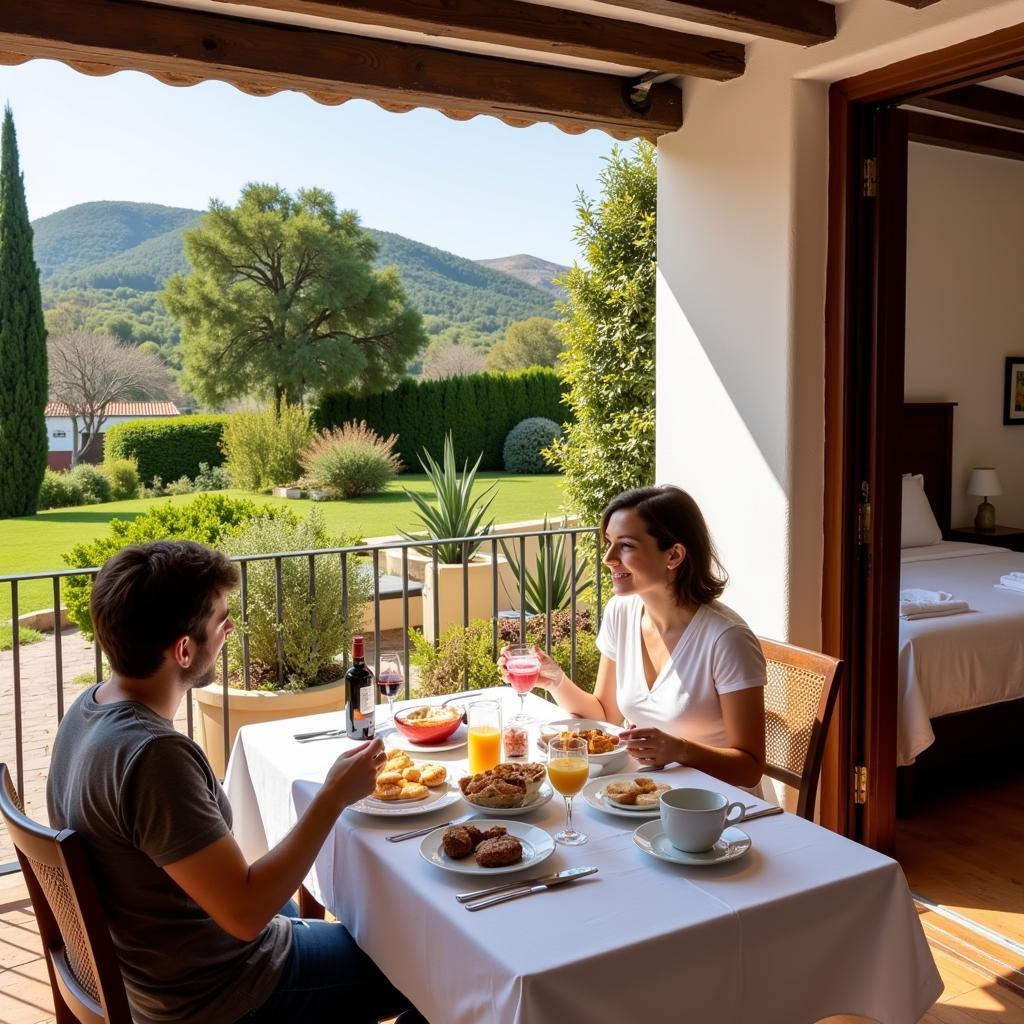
742, 805, 784, 822
385, 817, 469, 843
464, 867, 599, 911
456, 866, 597, 904
293, 728, 346, 742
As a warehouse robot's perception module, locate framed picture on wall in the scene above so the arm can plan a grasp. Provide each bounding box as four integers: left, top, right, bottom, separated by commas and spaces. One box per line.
1005, 356, 1024, 425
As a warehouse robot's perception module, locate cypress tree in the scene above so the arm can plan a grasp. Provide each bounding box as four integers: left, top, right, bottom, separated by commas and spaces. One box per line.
0, 106, 47, 518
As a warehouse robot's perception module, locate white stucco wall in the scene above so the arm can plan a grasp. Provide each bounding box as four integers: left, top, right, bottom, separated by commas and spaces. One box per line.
44, 414, 179, 453
905, 142, 1024, 528
656, 0, 1024, 646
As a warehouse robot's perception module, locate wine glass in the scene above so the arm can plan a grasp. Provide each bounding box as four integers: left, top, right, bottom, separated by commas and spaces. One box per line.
547, 735, 589, 846
502, 644, 541, 722
377, 650, 404, 725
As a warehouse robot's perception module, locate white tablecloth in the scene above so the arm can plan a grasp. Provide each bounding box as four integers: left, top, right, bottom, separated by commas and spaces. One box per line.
224, 693, 941, 1024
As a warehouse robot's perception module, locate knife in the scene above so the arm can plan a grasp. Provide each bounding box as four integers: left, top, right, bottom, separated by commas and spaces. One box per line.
464, 867, 598, 911
742, 805, 784, 822
294, 728, 346, 742
456, 865, 596, 903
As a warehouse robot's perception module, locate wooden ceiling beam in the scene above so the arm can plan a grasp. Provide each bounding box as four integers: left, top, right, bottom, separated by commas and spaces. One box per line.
0, 0, 681, 139
218, 0, 745, 81
886, 1, 943, 8
586, 1, 836, 47
913, 84, 1024, 131
907, 110, 1024, 162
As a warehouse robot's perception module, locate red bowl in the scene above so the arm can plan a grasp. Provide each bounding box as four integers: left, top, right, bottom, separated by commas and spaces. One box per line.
393, 705, 463, 744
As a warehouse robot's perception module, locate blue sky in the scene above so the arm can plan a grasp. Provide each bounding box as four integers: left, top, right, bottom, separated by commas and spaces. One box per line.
2, 59, 621, 266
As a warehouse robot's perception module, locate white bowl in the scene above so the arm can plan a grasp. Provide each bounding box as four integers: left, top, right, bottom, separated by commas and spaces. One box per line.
539, 719, 629, 773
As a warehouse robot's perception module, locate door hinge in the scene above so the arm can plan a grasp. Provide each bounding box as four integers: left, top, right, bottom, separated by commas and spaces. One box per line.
863, 157, 878, 197
853, 765, 868, 804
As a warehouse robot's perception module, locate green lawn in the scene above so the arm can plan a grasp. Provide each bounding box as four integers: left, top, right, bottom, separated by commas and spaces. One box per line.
0, 473, 566, 620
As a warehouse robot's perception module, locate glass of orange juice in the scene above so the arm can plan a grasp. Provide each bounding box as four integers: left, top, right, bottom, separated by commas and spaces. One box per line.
547, 735, 589, 846
467, 700, 502, 775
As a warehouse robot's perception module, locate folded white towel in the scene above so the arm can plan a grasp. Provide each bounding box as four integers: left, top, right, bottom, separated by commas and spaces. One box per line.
899, 588, 954, 604
1003, 571, 1024, 581
996, 579, 1024, 594
900, 601, 970, 620
999, 574, 1024, 587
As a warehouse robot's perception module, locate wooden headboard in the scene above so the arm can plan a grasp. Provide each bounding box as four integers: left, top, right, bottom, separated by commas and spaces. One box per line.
902, 402, 956, 536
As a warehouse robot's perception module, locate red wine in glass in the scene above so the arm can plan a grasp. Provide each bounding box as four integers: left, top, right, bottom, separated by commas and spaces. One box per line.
378, 674, 402, 698
378, 651, 404, 724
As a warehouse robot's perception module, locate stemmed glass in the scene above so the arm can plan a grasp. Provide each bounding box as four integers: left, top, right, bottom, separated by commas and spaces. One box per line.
546, 735, 589, 846
502, 644, 541, 722
377, 650, 404, 726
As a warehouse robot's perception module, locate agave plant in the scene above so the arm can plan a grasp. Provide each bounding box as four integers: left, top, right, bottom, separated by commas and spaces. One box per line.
501, 517, 591, 614
399, 433, 496, 564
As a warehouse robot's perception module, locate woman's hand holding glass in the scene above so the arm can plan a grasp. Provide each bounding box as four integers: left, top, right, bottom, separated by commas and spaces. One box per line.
498, 644, 564, 694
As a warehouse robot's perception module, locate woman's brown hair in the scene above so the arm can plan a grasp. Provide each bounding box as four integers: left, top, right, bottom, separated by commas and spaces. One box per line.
600, 485, 728, 606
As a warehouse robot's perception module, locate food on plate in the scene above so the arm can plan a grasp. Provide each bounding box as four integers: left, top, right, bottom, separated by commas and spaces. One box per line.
400, 705, 461, 726
376, 770, 404, 787
441, 823, 508, 859
371, 751, 447, 801
459, 762, 546, 807
475, 834, 524, 868
604, 777, 670, 806
382, 750, 413, 772
373, 780, 429, 802
393, 703, 465, 744
418, 763, 448, 788
502, 724, 528, 758
488, 761, 545, 793
558, 728, 619, 755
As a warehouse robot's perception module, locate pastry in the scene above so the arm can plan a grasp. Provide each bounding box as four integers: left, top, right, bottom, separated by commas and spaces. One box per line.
418, 763, 447, 788
442, 825, 476, 859
489, 761, 545, 794
475, 834, 523, 868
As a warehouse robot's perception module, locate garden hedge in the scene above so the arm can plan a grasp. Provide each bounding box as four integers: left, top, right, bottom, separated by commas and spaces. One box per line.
104, 415, 228, 483
315, 369, 569, 470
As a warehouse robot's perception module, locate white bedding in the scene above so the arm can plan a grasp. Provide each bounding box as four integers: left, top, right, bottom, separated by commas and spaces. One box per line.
898, 541, 1024, 765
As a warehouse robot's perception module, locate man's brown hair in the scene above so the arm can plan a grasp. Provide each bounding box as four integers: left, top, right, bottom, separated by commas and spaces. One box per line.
601, 485, 728, 606
90, 541, 239, 678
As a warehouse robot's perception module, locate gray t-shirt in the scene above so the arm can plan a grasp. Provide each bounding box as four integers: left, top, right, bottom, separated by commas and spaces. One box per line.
47, 685, 290, 1024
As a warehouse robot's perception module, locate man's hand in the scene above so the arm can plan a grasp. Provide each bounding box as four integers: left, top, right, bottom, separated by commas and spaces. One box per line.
322, 738, 385, 813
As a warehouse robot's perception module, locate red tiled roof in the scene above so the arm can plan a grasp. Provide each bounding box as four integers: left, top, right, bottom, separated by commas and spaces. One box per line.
45, 402, 181, 417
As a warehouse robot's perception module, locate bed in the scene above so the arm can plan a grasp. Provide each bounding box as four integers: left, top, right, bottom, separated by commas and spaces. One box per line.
898, 403, 1024, 773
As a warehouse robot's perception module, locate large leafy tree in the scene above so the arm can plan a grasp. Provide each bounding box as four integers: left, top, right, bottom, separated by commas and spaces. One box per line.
0, 106, 48, 518
164, 184, 426, 411
547, 142, 656, 524
486, 316, 564, 372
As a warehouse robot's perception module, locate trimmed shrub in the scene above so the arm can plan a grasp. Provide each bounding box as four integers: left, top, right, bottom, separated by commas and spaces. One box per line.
408, 619, 504, 697
300, 421, 401, 498
163, 476, 195, 495
503, 417, 562, 474
62, 494, 296, 638
38, 469, 86, 510
193, 462, 232, 491
69, 463, 112, 504
101, 458, 141, 501
315, 368, 569, 471
105, 415, 228, 484
220, 511, 370, 690
221, 406, 313, 491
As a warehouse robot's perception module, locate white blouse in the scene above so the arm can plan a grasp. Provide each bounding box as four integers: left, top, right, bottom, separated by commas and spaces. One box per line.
595, 595, 766, 751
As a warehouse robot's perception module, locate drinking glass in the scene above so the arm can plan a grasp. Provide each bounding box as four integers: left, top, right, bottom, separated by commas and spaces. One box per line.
502, 644, 541, 721
547, 735, 589, 846
377, 650, 404, 724
467, 700, 502, 775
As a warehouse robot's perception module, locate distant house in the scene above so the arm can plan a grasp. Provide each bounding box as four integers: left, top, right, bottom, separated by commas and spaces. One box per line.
45, 401, 180, 470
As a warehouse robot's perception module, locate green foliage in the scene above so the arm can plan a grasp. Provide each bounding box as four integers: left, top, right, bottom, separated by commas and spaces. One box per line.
408, 620, 503, 697
316, 368, 568, 471
547, 143, 657, 524
38, 470, 86, 510
503, 417, 563, 474
62, 494, 295, 638
0, 623, 44, 651
101, 459, 142, 501
552, 631, 600, 695
68, 463, 112, 504
0, 107, 48, 517
300, 421, 401, 498
486, 317, 564, 372
105, 415, 228, 484
497, 608, 599, 693
37, 463, 126, 510
221, 406, 313, 491
192, 462, 232, 491
500, 519, 590, 613
164, 184, 427, 409
220, 511, 369, 690
400, 434, 496, 564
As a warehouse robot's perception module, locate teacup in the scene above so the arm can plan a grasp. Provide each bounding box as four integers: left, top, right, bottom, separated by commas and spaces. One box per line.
659, 788, 746, 853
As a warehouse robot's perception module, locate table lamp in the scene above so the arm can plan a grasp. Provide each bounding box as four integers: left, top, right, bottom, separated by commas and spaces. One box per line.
967, 467, 1002, 531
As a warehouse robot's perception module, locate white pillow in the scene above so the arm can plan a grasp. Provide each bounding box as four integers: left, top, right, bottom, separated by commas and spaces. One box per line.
901, 474, 942, 548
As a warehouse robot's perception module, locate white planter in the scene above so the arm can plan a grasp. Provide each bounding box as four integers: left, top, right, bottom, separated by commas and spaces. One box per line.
272, 486, 303, 499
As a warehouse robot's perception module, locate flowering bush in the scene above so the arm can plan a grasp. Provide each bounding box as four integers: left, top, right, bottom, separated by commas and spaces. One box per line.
300, 421, 401, 498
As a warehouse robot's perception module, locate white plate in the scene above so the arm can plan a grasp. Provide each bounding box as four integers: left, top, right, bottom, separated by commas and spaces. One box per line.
462, 783, 554, 817
539, 719, 627, 770
349, 780, 463, 818
385, 722, 469, 753
419, 819, 556, 875
580, 774, 666, 819
633, 821, 751, 866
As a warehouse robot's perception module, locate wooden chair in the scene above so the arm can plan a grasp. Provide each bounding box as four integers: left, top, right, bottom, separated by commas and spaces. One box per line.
758, 639, 844, 821
0, 764, 132, 1023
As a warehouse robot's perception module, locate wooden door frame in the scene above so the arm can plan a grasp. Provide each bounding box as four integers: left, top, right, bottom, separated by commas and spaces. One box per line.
822, 22, 1024, 849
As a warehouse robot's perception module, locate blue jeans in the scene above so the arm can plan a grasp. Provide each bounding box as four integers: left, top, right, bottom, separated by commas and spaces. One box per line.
238, 903, 427, 1023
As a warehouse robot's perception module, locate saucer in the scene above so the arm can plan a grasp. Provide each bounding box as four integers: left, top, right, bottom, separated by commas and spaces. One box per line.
632, 821, 751, 866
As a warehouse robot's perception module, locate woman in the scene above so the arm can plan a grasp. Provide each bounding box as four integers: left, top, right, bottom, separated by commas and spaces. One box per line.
503, 485, 767, 793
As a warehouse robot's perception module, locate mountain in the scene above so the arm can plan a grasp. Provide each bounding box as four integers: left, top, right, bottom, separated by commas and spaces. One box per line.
477, 254, 568, 300
32, 201, 560, 355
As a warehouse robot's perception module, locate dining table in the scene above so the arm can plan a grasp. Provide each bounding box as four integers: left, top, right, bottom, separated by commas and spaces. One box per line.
224, 691, 942, 1024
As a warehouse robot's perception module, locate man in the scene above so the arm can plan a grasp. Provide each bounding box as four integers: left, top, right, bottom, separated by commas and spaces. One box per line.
47, 540, 424, 1024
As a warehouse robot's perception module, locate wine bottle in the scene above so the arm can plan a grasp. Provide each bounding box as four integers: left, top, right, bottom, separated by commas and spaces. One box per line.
345, 635, 375, 740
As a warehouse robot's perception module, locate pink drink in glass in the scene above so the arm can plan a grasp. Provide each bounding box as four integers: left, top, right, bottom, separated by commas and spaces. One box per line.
507, 655, 540, 694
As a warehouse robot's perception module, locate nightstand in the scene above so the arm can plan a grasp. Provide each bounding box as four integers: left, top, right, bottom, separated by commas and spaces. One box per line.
945, 525, 1024, 552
